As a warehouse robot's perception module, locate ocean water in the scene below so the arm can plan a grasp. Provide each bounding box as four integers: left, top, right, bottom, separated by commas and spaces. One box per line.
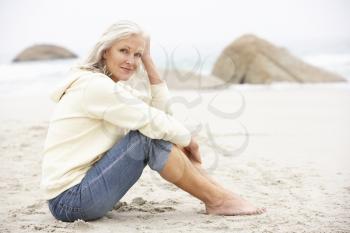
0, 52, 349, 97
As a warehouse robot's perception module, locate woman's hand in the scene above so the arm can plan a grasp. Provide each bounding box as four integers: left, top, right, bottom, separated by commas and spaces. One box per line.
141, 35, 151, 61
183, 137, 202, 164
141, 35, 162, 85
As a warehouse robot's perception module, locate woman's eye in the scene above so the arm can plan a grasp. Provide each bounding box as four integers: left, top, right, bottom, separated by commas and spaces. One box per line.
135, 53, 142, 58
119, 48, 128, 54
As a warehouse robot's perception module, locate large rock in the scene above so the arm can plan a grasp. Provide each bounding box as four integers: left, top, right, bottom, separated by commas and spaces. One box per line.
13, 44, 77, 62
212, 35, 346, 84
160, 69, 226, 89
131, 69, 226, 90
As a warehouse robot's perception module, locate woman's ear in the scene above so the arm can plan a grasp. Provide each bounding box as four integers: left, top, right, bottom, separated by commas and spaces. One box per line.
102, 49, 109, 59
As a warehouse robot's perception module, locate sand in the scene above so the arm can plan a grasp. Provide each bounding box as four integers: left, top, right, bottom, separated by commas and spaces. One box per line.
0, 82, 350, 233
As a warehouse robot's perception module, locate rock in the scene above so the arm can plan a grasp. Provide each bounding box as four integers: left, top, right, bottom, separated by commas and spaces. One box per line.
13, 44, 77, 62
132, 69, 226, 90
212, 34, 346, 84
131, 197, 147, 205
161, 69, 226, 89
113, 201, 127, 210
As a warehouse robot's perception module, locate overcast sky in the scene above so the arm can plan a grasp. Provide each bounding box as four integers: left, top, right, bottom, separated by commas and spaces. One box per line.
0, 0, 349, 62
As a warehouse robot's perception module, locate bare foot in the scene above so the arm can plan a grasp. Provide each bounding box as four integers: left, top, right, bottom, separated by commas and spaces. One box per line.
205, 193, 266, 216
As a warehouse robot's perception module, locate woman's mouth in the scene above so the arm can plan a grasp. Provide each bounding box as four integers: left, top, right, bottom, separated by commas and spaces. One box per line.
121, 67, 133, 73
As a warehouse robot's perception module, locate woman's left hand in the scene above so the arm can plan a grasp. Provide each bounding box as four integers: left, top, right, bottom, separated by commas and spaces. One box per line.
141, 35, 151, 61
183, 137, 202, 164
141, 35, 163, 84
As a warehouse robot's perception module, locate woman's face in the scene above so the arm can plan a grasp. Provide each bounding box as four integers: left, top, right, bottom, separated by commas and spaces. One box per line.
103, 34, 145, 82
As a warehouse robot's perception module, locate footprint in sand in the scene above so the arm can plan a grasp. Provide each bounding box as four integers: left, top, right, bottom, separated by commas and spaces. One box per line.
113, 197, 176, 214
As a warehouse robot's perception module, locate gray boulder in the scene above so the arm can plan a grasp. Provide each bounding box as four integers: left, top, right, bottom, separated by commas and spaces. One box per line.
212, 35, 346, 84
13, 44, 77, 62
132, 69, 226, 90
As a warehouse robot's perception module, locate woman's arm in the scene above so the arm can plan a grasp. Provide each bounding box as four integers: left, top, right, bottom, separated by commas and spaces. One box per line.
82, 76, 191, 147
119, 35, 171, 113
141, 37, 201, 162
141, 36, 163, 85
117, 36, 164, 104
135, 36, 173, 114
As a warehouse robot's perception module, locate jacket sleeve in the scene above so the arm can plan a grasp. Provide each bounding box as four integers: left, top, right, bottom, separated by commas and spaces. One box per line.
120, 81, 173, 115
81, 76, 191, 146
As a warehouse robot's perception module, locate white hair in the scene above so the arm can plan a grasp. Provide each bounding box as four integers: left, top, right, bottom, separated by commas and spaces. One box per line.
77, 20, 145, 76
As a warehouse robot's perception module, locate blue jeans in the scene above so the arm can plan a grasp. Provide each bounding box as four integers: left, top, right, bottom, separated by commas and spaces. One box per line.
48, 130, 173, 222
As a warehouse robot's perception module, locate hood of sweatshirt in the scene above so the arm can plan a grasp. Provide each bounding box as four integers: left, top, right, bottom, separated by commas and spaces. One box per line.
50, 77, 79, 103
50, 69, 148, 104
50, 69, 98, 103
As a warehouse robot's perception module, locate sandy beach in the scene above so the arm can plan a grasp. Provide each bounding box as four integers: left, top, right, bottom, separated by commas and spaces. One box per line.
1, 0, 349, 231
0, 81, 350, 233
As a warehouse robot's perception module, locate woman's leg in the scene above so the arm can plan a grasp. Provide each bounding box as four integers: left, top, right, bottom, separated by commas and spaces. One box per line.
69, 130, 173, 221
178, 146, 245, 197
178, 146, 224, 188
160, 145, 266, 216
48, 130, 264, 222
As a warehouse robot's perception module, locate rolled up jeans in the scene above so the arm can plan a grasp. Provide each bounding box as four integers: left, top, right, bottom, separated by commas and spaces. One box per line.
47, 130, 173, 222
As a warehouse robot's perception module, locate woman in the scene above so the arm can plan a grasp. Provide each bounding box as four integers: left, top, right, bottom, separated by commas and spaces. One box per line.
41, 20, 265, 222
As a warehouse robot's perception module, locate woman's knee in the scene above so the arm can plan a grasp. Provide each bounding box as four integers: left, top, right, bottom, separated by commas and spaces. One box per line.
128, 130, 150, 142
147, 140, 174, 172
126, 130, 174, 172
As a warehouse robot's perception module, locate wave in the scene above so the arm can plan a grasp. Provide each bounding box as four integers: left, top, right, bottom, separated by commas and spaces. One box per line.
0, 53, 349, 96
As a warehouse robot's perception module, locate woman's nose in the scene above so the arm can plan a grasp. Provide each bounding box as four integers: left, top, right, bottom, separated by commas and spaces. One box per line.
125, 55, 135, 65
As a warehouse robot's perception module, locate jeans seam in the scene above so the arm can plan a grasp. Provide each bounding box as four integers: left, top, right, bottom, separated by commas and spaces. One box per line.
67, 188, 79, 195
156, 141, 172, 151
58, 202, 83, 212
59, 190, 83, 212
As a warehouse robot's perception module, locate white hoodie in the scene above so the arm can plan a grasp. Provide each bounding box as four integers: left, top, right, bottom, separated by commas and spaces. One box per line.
40, 69, 191, 200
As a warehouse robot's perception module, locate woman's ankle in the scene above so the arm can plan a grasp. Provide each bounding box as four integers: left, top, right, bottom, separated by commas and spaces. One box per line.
203, 189, 229, 207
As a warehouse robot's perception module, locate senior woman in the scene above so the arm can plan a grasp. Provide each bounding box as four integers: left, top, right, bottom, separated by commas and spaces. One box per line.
40, 20, 265, 222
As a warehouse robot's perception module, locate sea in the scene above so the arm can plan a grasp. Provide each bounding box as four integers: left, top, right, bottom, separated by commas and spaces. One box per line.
0, 47, 349, 98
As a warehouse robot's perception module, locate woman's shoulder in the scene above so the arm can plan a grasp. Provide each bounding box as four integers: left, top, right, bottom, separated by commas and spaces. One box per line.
70, 68, 111, 81
69, 68, 140, 98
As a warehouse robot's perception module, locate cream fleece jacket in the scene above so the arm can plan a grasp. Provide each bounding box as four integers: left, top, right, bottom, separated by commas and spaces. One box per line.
40, 69, 191, 200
